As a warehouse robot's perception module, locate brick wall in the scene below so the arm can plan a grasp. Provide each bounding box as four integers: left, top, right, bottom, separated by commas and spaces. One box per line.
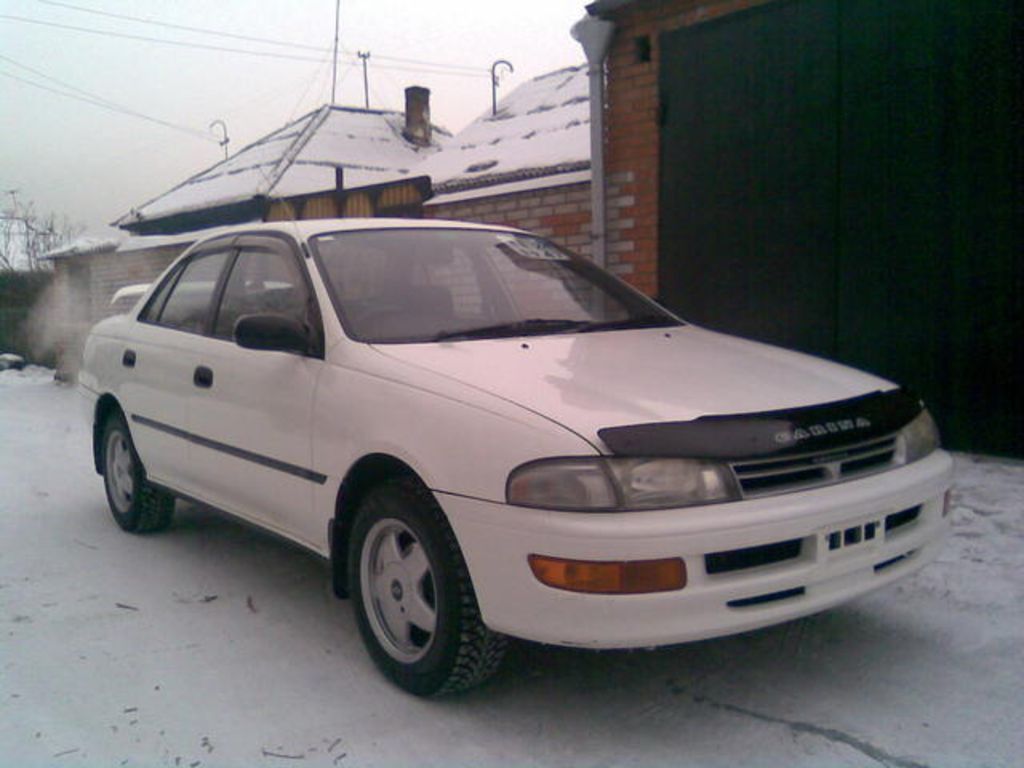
46, 244, 187, 376
85, 245, 184, 324
425, 181, 593, 259
603, 0, 774, 297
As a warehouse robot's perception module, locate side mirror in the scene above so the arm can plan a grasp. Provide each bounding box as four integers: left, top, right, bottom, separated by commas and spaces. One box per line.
234, 314, 310, 355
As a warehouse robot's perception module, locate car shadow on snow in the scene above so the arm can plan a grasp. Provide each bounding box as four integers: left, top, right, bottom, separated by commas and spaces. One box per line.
443, 607, 945, 765
155, 499, 937, 714
136, 500, 370, 659
488, 602, 929, 701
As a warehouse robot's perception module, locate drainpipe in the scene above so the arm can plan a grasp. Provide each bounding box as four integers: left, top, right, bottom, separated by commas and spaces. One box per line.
572, 14, 614, 269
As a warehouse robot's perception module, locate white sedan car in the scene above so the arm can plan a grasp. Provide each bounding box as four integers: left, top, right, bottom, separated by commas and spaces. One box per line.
79, 219, 952, 695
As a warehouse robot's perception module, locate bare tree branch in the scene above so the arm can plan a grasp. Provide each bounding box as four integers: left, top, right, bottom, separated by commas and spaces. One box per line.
0, 198, 80, 271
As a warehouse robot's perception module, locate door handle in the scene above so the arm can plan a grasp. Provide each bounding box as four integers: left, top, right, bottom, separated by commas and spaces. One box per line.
122, 349, 136, 368
193, 365, 214, 389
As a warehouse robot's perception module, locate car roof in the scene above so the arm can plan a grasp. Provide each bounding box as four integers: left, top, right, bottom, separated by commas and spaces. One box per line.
192, 218, 529, 243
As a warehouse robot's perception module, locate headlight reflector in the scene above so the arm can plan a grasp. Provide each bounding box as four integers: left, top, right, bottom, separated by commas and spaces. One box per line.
606, 458, 737, 509
894, 408, 940, 465
507, 457, 739, 511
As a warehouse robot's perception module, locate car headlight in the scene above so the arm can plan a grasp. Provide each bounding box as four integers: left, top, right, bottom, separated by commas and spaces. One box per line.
894, 408, 940, 464
506, 457, 739, 511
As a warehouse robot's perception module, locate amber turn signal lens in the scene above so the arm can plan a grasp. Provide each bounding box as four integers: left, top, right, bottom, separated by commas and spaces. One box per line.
528, 555, 686, 594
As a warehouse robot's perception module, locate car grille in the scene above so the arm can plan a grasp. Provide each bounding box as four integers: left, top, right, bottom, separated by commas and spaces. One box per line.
730, 435, 898, 498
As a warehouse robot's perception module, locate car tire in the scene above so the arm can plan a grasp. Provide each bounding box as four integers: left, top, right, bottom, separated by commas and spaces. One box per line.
101, 412, 175, 533
348, 478, 507, 696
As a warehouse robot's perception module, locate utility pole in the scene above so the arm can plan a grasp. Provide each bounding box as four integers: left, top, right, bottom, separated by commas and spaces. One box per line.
358, 51, 371, 108
330, 0, 341, 104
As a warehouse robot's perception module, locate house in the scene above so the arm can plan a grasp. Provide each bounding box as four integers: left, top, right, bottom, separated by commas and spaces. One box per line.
419, 64, 594, 261
47, 90, 446, 326
40, 70, 594, 377
116, 90, 445, 237
37, 234, 121, 375
38, 91, 446, 374
580, 0, 1022, 455
49, 68, 594, 344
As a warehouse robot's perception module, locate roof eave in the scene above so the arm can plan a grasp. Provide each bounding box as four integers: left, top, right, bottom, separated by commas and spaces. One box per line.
119, 198, 265, 236
586, 0, 638, 18
433, 161, 591, 196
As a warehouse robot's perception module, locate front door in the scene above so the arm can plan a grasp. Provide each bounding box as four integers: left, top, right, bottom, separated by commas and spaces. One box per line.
185, 234, 326, 548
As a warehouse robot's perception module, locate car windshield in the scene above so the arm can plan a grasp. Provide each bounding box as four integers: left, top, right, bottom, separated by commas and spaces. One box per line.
309, 228, 681, 343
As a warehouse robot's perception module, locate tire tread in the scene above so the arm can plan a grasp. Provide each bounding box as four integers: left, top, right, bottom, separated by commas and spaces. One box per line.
133, 482, 176, 533
102, 412, 175, 534
353, 477, 507, 695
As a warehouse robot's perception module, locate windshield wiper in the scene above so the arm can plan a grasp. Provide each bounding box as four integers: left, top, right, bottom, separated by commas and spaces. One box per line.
431, 318, 591, 341
575, 316, 682, 333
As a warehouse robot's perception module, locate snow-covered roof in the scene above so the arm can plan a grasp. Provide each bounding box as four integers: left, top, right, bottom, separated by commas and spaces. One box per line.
428, 169, 592, 207
42, 235, 123, 260
116, 105, 451, 229
415, 64, 590, 196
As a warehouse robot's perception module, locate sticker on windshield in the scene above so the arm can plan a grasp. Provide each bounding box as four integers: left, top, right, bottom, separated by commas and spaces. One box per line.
494, 235, 571, 261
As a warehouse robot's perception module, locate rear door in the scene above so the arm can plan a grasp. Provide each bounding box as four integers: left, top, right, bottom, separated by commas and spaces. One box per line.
184, 234, 326, 546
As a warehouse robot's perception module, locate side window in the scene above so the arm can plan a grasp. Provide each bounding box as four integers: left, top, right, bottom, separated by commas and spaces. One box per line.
138, 263, 183, 324
154, 250, 231, 333
213, 247, 309, 340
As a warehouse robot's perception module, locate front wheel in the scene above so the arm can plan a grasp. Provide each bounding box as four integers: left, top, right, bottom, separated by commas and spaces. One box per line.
101, 413, 175, 533
348, 478, 506, 695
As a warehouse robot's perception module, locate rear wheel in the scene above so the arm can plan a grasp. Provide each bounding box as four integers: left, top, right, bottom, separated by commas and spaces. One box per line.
348, 478, 506, 695
102, 413, 175, 533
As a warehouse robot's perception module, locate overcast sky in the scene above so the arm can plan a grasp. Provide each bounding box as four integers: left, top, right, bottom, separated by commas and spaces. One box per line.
0, 0, 587, 236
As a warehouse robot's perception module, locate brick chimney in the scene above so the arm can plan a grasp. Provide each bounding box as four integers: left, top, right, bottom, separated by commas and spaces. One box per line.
403, 86, 431, 147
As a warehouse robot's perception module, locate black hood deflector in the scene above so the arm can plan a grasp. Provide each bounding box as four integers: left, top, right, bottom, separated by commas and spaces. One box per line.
597, 389, 922, 460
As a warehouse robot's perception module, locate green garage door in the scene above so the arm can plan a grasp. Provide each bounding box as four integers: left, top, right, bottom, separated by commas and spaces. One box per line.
658, 0, 1022, 456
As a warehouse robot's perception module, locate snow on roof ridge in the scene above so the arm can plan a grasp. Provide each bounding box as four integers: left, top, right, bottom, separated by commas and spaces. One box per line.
434, 160, 591, 194
42, 235, 123, 260
412, 63, 589, 192
263, 105, 333, 198
325, 104, 454, 139
531, 63, 587, 81
113, 106, 327, 227
115, 102, 452, 230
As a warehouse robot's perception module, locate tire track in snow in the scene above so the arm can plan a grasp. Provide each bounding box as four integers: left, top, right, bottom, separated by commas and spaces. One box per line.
689, 692, 929, 768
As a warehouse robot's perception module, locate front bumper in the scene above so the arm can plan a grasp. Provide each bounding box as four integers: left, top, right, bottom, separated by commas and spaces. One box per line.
438, 450, 953, 648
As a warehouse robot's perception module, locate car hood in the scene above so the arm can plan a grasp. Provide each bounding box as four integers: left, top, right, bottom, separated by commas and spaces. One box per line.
371, 325, 895, 450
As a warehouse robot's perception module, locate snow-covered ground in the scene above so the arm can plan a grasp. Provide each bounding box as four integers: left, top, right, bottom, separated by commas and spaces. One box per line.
2, 371, 1022, 767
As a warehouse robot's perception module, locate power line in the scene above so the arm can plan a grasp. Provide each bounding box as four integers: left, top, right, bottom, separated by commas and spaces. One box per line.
1, 13, 329, 63
363, 52, 485, 75
33, 1, 490, 74
0, 52, 126, 111
2, 13, 491, 78
0, 67, 218, 143
364, 61, 488, 79
36, 0, 327, 52
288, 51, 338, 122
